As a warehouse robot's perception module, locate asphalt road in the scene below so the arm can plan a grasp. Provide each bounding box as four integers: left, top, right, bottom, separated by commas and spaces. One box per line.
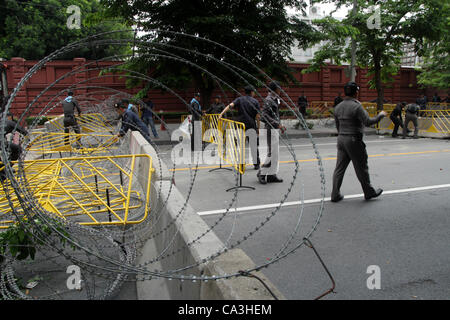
157, 135, 450, 300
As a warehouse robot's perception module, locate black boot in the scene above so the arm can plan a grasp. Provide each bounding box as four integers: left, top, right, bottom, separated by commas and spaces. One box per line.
266, 175, 283, 183
365, 188, 383, 200
331, 194, 344, 202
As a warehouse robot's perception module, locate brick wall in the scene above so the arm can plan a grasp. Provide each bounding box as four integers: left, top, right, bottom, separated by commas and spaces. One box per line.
4, 58, 443, 117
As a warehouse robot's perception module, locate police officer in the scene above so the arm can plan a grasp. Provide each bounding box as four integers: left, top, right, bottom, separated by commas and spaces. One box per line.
257, 81, 286, 184
115, 100, 152, 143
297, 92, 308, 118
189, 92, 202, 151
403, 103, 419, 139
141, 99, 159, 138
62, 91, 81, 145
333, 93, 343, 108
206, 95, 225, 114
390, 101, 407, 137
331, 81, 387, 202
0, 113, 28, 181
219, 85, 261, 169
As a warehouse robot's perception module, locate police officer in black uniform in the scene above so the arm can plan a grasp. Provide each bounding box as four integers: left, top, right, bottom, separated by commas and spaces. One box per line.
62, 91, 81, 145
206, 95, 226, 114
297, 92, 308, 118
219, 85, 261, 169
331, 82, 387, 202
390, 101, 407, 137
403, 103, 420, 139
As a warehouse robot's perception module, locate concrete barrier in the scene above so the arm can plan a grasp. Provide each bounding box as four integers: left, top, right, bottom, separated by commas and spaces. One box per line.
377, 117, 450, 138
129, 131, 285, 300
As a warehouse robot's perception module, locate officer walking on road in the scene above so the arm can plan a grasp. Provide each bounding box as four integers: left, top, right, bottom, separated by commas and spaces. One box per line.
62, 91, 81, 145
331, 81, 387, 202
402, 103, 420, 139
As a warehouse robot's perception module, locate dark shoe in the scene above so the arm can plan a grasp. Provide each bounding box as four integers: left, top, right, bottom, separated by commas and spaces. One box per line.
257, 171, 266, 184
413, 136, 419, 139
254, 164, 260, 170
331, 195, 344, 203
365, 188, 383, 200
391, 134, 398, 138
266, 175, 283, 183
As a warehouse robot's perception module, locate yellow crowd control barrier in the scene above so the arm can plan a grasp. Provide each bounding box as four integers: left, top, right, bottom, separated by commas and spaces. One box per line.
0, 154, 154, 227
202, 114, 222, 144
374, 109, 450, 135
427, 102, 449, 109
218, 118, 246, 175
310, 101, 333, 117
420, 110, 450, 134
47, 113, 115, 133
26, 131, 119, 154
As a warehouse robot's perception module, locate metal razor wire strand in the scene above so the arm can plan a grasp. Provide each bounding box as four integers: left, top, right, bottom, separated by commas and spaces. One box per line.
2, 33, 316, 284
0, 29, 323, 296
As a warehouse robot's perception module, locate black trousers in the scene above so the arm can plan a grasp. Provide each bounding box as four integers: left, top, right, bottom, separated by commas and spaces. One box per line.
63, 115, 80, 145
390, 115, 404, 136
331, 135, 377, 199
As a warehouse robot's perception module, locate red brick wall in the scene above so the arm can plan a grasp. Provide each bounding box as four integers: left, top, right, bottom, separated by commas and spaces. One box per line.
4, 58, 440, 117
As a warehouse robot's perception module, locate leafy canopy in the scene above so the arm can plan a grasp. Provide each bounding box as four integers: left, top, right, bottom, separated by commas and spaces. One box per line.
98, 0, 318, 105
304, 0, 447, 105
0, 0, 132, 60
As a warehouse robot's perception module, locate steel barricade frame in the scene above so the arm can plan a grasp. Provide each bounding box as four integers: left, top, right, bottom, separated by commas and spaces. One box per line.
0, 154, 154, 227
218, 118, 246, 175
25, 131, 119, 154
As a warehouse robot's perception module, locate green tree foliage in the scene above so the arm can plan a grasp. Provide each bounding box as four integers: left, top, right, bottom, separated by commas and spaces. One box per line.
304, 0, 446, 108
0, 0, 132, 60
416, 1, 450, 90
98, 0, 318, 106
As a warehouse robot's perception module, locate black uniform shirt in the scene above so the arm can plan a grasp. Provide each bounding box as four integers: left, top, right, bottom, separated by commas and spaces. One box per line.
207, 102, 225, 114
232, 95, 260, 130
390, 105, 403, 118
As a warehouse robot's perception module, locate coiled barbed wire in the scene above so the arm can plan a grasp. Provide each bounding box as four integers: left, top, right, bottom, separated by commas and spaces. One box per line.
0, 29, 327, 299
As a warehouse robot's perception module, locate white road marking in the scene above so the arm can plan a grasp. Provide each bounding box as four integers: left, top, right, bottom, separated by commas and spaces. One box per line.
156, 138, 424, 155
197, 184, 450, 216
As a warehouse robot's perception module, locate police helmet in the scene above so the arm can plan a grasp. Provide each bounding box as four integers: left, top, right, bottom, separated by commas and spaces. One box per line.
344, 81, 360, 96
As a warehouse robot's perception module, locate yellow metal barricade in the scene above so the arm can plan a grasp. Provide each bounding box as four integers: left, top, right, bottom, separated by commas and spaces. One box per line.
202, 114, 222, 143
420, 110, 450, 134
46, 113, 115, 133
427, 102, 449, 110
26, 131, 119, 154
218, 118, 246, 175
0, 154, 154, 227
310, 101, 333, 117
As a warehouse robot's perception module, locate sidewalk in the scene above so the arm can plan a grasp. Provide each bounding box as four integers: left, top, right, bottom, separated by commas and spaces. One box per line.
149, 119, 378, 145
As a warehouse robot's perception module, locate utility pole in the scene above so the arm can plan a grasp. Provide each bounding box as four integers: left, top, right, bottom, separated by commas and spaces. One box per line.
350, 0, 357, 82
